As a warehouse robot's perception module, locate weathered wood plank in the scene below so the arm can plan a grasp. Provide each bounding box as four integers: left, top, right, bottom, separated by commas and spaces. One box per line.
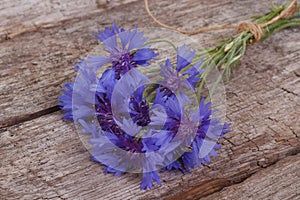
0, 0, 141, 128
0, 0, 286, 128
0, 80, 299, 199
201, 154, 300, 200
0, 0, 138, 42
1, 39, 300, 198
1, 0, 300, 199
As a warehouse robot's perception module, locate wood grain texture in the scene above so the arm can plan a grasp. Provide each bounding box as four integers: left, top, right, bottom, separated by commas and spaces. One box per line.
1, 0, 300, 199
0, 0, 138, 42
201, 154, 300, 200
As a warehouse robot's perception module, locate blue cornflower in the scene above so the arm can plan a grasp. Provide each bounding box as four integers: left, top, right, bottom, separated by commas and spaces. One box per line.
58, 82, 73, 120
129, 86, 151, 127
162, 98, 231, 172
59, 24, 157, 118
90, 76, 167, 189
58, 60, 99, 120
90, 24, 158, 79
58, 24, 231, 191
140, 171, 161, 190
160, 45, 203, 94
71, 65, 229, 189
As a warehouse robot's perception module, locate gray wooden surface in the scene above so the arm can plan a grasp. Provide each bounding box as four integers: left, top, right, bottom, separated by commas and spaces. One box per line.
1, 0, 299, 199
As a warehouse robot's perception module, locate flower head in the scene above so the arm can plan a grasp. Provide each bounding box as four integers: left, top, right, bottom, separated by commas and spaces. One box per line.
160, 45, 203, 93
162, 98, 231, 172
91, 24, 158, 79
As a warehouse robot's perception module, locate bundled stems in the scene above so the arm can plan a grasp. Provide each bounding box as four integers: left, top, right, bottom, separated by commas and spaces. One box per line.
144, 1, 300, 101
195, 2, 300, 100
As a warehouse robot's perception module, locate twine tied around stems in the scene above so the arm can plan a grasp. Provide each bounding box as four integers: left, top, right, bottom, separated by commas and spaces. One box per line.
144, 0, 298, 43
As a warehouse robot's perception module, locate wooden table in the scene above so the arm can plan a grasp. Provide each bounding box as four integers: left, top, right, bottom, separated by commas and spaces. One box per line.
1, 0, 300, 199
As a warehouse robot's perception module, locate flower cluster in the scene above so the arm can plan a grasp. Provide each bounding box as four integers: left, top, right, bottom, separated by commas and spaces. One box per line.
58, 24, 230, 190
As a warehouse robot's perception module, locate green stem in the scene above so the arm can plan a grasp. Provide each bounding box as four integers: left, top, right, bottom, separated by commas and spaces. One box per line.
194, 3, 300, 101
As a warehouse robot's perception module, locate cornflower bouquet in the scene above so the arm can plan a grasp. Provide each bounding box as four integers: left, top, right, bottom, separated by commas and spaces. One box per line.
58, 1, 300, 190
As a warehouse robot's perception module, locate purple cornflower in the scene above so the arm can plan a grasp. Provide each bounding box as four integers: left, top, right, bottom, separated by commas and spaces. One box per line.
89, 71, 165, 189
58, 82, 73, 120
58, 61, 99, 120
160, 45, 203, 95
90, 24, 158, 79
129, 86, 151, 127
58, 24, 231, 191
58, 24, 157, 119
152, 94, 231, 173
161, 98, 231, 172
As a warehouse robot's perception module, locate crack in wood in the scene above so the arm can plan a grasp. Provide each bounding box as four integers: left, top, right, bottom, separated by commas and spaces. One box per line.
281, 87, 299, 96
168, 148, 300, 200
0, 106, 60, 129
